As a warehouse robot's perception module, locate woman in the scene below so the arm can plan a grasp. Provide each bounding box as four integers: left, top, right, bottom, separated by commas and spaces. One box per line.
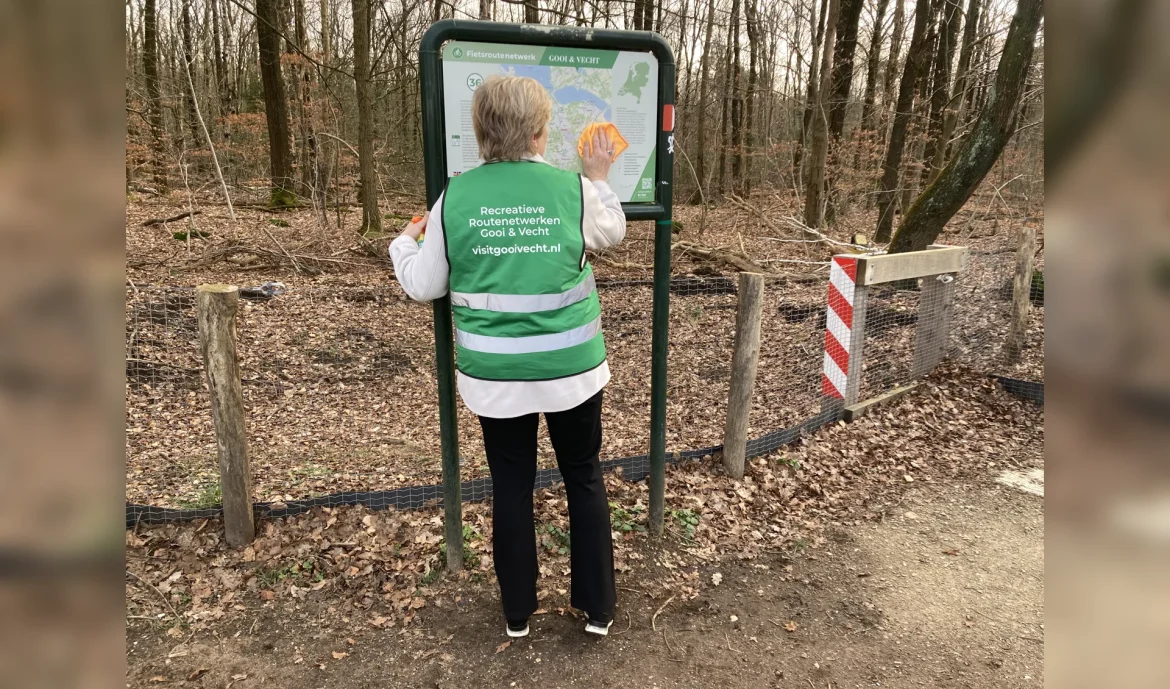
390, 75, 626, 638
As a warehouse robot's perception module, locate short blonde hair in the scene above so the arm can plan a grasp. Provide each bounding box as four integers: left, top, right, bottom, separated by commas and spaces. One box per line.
472, 76, 552, 161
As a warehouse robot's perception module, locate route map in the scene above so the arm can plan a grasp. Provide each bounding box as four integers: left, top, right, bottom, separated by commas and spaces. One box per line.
441, 41, 659, 203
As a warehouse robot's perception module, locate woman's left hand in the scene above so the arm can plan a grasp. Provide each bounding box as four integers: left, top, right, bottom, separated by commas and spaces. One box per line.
402, 212, 429, 241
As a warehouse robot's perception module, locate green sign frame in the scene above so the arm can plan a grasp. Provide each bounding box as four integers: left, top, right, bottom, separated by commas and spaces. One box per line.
419, 20, 675, 571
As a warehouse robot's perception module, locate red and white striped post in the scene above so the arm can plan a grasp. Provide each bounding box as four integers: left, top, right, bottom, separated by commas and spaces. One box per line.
822, 255, 868, 407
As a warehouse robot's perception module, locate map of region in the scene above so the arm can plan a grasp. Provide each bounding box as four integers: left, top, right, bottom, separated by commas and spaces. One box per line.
441, 42, 659, 202
618, 62, 651, 103
504, 65, 612, 174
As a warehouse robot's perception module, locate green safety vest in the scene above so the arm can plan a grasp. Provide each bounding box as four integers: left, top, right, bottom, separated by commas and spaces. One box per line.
443, 161, 607, 381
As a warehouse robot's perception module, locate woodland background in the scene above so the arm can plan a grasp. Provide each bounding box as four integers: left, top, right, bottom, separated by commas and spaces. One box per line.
124, 0, 1044, 248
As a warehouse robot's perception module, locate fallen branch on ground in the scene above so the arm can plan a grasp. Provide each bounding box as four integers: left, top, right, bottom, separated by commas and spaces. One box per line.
652, 593, 676, 631
726, 194, 867, 256
673, 241, 778, 276
142, 211, 202, 227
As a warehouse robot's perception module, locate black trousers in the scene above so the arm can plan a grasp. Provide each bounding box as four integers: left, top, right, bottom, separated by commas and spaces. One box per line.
478, 390, 616, 623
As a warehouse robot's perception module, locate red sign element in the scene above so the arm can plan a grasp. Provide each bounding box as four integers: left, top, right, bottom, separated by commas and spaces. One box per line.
662, 105, 675, 132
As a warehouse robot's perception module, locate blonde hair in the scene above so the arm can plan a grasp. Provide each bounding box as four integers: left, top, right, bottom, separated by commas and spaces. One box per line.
472, 76, 552, 161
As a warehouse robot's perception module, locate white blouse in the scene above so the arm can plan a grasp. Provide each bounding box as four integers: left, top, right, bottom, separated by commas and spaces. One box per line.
389, 154, 627, 419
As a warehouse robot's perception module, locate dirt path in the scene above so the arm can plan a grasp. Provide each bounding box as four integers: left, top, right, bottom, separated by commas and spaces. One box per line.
127, 476, 1042, 688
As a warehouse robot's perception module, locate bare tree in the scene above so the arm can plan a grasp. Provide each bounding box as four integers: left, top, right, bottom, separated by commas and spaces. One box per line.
940, 0, 981, 161
744, 0, 761, 194
480, 0, 493, 19
143, 0, 168, 190
826, 0, 864, 141
729, 0, 745, 191
181, 0, 200, 149
889, 0, 1043, 253
352, 0, 381, 231
859, 0, 891, 135
525, 0, 539, 23
802, 0, 841, 228
796, 0, 830, 178
880, 0, 906, 139
695, 0, 717, 193
920, 0, 962, 184
874, 0, 932, 241
209, 0, 231, 114
257, 0, 297, 206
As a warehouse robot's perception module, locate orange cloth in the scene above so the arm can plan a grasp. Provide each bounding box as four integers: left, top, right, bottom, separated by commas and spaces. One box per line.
577, 122, 629, 162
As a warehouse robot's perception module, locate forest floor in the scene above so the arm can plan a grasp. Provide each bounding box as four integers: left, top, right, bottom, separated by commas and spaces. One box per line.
125, 190, 1044, 508
126, 367, 1044, 688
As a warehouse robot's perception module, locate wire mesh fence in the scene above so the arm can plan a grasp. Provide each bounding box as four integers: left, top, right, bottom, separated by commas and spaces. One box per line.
125, 232, 1042, 524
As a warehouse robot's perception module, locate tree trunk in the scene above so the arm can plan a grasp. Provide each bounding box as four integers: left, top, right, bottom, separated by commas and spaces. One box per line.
888, 0, 1043, 253
320, 0, 332, 63
921, 0, 962, 184
525, 0, 539, 23
633, 0, 646, 30
143, 0, 168, 190
744, 0, 760, 195
730, 0, 744, 192
880, 0, 906, 142
352, 0, 381, 231
859, 0, 891, 133
695, 0, 716, 194
874, 0, 932, 242
900, 0, 942, 213
182, 0, 200, 149
826, 0, 864, 141
796, 0, 830, 179
293, 0, 317, 197
717, 23, 734, 195
802, 0, 841, 229
257, 0, 296, 206
480, 0, 492, 19
210, 0, 229, 114
942, 0, 981, 160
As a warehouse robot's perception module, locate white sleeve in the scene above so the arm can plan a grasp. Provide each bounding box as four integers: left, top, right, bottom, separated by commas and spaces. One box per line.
581, 176, 626, 251
389, 192, 450, 302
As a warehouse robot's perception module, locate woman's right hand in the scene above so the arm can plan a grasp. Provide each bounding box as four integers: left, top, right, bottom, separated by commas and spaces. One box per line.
581, 128, 615, 182
402, 212, 428, 241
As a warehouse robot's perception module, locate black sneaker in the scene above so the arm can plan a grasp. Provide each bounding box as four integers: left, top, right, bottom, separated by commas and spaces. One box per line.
506, 619, 530, 638
584, 613, 613, 636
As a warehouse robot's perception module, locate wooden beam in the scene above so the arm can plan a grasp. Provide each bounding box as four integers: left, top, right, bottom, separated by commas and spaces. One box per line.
843, 383, 920, 422
196, 284, 254, 547
912, 274, 956, 378
1004, 228, 1037, 364
722, 273, 765, 479
855, 246, 968, 285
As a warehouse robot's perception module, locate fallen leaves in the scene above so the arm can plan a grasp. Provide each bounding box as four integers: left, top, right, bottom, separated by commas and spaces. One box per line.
331, 651, 348, 660
124, 363, 1041, 648
495, 640, 511, 654
783, 621, 798, 632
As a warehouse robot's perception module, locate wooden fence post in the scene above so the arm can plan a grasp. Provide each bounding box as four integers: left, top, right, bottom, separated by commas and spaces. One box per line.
1005, 227, 1037, 364
722, 273, 765, 479
196, 284, 254, 547
912, 274, 957, 378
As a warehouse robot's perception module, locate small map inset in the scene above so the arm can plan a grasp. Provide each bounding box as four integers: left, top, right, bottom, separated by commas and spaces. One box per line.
619, 62, 651, 103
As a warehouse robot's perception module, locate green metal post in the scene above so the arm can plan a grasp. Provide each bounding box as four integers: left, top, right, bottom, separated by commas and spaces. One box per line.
420, 27, 463, 572
648, 54, 675, 538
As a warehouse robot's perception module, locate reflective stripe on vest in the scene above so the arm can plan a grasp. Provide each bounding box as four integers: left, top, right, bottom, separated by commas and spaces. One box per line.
450, 273, 597, 313
455, 316, 602, 355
